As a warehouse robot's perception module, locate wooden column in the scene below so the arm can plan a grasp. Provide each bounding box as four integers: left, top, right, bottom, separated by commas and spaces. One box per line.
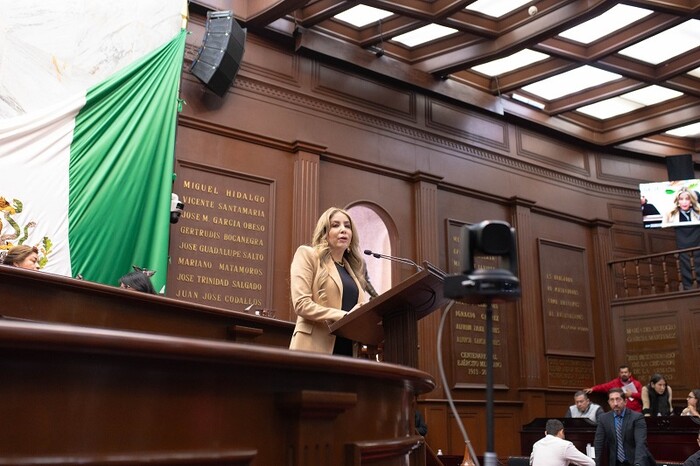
510, 196, 546, 421
292, 141, 325, 249
412, 172, 443, 393
509, 197, 543, 382
590, 219, 615, 377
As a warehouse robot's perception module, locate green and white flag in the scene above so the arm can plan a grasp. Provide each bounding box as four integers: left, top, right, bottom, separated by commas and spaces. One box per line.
0, 1, 186, 291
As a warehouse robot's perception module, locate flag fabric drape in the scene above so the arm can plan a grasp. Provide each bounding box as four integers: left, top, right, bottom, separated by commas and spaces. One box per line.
1, 2, 186, 292
68, 30, 186, 290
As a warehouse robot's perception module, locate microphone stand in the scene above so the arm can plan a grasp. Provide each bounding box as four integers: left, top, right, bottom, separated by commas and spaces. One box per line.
364, 250, 423, 271
483, 297, 497, 466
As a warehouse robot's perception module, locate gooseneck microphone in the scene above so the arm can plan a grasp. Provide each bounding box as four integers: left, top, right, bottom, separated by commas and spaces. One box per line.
363, 249, 423, 271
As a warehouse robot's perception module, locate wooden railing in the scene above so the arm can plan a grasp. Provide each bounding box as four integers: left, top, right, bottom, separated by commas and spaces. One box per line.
609, 246, 700, 298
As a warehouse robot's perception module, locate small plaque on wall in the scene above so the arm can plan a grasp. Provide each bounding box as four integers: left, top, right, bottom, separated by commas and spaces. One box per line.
547, 356, 594, 388
446, 219, 509, 388
539, 239, 593, 357
167, 160, 275, 310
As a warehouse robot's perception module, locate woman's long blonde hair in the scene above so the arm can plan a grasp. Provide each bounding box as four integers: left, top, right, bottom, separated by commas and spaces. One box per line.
310, 207, 367, 299
669, 187, 700, 217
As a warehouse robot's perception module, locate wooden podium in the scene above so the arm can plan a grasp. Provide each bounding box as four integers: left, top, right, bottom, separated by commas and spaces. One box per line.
329, 262, 448, 367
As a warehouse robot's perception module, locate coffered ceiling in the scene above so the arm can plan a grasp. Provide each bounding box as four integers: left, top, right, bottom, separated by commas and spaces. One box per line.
230, 0, 700, 158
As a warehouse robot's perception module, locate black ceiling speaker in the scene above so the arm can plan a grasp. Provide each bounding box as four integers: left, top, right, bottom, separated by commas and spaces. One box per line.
190, 10, 246, 97
666, 154, 694, 181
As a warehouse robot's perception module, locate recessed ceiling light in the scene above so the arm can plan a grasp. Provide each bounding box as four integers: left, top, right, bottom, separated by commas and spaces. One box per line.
666, 122, 700, 138
576, 86, 683, 119
333, 4, 394, 28
392, 24, 458, 48
558, 5, 652, 44
465, 0, 532, 19
522, 66, 621, 100
472, 50, 550, 77
619, 19, 700, 65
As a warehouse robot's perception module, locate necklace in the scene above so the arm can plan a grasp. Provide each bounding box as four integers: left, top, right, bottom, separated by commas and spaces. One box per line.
333, 258, 344, 266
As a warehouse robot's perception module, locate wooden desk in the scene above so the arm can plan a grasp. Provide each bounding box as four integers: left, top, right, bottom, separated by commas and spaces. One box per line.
0, 320, 434, 465
0, 266, 292, 346
521, 417, 700, 463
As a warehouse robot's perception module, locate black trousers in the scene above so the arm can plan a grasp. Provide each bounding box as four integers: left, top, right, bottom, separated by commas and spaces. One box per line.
679, 249, 700, 289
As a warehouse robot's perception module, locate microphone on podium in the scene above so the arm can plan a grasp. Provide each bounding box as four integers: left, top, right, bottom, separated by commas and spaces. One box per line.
363, 249, 423, 272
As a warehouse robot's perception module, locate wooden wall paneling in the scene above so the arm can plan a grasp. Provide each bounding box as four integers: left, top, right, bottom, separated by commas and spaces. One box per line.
518, 391, 546, 430
596, 152, 669, 186
313, 64, 417, 122
689, 308, 700, 390
510, 198, 544, 392
611, 297, 692, 391
493, 410, 521, 460
413, 172, 445, 398
590, 220, 616, 382
608, 203, 644, 228
441, 404, 524, 461
611, 228, 647, 255
292, 141, 324, 249
449, 409, 481, 457
422, 404, 450, 453
546, 398, 573, 419
238, 35, 302, 88
648, 230, 679, 254
425, 98, 510, 152
515, 128, 590, 176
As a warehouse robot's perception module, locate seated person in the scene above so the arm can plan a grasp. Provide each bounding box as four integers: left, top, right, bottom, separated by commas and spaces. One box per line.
565, 390, 603, 424
682, 389, 700, 417
530, 419, 594, 466
119, 271, 156, 294
2, 245, 40, 270
641, 373, 673, 416
682, 428, 700, 466
414, 410, 427, 436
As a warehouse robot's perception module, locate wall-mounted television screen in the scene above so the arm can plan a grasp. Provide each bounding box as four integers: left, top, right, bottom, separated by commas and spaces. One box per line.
639, 179, 700, 229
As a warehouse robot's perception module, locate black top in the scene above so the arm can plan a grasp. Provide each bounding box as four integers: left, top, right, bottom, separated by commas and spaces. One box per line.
332, 263, 358, 356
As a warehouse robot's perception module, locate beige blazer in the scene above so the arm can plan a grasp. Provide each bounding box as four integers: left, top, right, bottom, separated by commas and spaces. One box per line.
289, 245, 365, 354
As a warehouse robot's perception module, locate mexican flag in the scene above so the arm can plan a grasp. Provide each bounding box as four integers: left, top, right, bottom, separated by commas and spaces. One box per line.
0, 1, 186, 291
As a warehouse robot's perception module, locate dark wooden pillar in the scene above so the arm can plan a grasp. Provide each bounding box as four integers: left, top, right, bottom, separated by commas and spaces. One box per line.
412, 172, 444, 394
590, 219, 615, 377
509, 197, 546, 420
292, 141, 325, 249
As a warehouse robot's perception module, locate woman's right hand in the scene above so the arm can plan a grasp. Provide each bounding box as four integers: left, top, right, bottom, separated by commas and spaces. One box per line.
350, 301, 367, 313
